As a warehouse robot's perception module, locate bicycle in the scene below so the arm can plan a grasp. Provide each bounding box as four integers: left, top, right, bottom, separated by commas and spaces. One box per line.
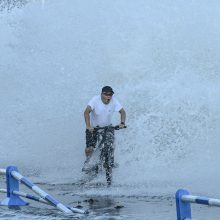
82, 125, 126, 186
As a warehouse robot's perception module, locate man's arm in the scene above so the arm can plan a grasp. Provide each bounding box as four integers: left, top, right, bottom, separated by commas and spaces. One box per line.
119, 108, 126, 127
84, 105, 92, 130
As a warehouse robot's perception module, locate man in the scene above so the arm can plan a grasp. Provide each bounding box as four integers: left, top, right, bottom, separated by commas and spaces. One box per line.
84, 86, 126, 158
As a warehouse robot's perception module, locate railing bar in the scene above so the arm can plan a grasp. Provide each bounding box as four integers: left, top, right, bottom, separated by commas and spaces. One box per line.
0, 189, 49, 205
0, 189, 88, 214
0, 169, 6, 175
182, 195, 220, 207
0, 189, 7, 193
10, 170, 72, 214
13, 190, 49, 205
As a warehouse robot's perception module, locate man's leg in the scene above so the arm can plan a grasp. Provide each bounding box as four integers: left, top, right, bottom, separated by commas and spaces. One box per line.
85, 147, 93, 158
83, 129, 98, 173
85, 129, 97, 159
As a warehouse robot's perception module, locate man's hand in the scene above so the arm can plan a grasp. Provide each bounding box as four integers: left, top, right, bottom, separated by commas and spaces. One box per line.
119, 122, 126, 129
86, 126, 94, 132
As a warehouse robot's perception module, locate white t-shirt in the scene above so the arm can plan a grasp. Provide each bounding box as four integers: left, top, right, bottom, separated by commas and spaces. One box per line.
88, 95, 123, 127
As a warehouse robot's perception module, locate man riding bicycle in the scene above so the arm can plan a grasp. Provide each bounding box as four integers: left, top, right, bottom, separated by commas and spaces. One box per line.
84, 86, 126, 160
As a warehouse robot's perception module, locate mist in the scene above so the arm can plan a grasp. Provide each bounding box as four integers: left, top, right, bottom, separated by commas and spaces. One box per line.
1, 0, 220, 196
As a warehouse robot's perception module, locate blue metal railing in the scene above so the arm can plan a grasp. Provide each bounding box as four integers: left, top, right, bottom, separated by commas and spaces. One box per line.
0, 165, 88, 215
176, 189, 220, 220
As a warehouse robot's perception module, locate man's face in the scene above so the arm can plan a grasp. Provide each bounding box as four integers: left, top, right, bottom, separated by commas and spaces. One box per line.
101, 92, 113, 104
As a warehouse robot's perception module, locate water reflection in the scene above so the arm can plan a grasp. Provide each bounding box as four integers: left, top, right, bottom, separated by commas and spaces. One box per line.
84, 196, 122, 218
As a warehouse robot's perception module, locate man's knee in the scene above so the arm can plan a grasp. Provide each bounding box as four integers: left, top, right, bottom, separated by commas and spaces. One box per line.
85, 147, 94, 157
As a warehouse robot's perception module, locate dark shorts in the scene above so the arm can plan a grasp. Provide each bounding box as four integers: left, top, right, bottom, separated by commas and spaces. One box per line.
85, 129, 98, 148
85, 128, 115, 148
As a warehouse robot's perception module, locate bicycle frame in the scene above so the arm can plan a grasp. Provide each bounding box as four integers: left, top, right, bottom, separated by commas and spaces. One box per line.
83, 125, 126, 186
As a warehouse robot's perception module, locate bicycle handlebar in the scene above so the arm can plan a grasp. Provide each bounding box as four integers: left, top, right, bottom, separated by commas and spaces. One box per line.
94, 125, 127, 131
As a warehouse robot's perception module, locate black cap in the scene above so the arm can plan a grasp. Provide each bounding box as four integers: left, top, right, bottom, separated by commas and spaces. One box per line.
101, 86, 114, 94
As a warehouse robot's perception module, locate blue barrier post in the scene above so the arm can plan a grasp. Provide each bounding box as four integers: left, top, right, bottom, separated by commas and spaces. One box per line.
176, 189, 191, 220
0, 166, 28, 206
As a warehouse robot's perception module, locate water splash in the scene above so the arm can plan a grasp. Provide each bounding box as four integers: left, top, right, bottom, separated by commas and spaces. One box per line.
0, 0, 28, 12
1, 0, 220, 195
